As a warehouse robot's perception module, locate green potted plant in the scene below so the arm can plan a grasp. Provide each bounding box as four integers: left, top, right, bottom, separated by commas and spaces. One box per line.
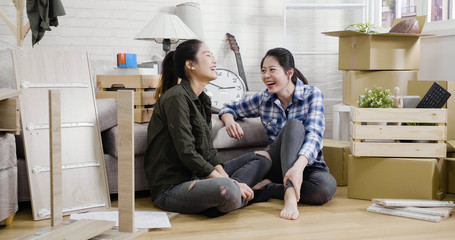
345, 22, 383, 34
358, 86, 396, 108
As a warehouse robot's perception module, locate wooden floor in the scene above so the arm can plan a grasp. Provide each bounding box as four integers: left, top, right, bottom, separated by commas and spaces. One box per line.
2, 187, 455, 240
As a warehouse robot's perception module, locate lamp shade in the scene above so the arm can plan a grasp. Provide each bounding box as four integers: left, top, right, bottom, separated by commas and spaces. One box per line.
135, 14, 198, 42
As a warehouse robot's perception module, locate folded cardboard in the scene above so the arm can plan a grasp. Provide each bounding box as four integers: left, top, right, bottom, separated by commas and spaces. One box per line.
323, 139, 350, 186
348, 155, 446, 200
447, 158, 455, 194
408, 80, 455, 140
323, 16, 427, 70
342, 70, 417, 106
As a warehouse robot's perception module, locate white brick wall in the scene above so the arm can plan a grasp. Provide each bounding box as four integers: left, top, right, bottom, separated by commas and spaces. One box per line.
0, 0, 283, 91
0, 0, 356, 138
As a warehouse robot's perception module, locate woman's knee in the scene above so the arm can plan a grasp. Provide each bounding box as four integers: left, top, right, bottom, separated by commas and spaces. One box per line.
309, 176, 337, 205
283, 118, 304, 134
255, 150, 272, 162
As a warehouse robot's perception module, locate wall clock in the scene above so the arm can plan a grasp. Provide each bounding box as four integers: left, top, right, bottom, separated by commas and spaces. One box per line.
204, 68, 246, 112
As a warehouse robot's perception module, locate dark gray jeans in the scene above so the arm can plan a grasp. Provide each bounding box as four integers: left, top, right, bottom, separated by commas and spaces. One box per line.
264, 119, 337, 205
153, 152, 271, 214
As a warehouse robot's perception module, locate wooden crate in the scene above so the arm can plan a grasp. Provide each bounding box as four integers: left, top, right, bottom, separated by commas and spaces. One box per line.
96, 75, 160, 123
350, 107, 447, 158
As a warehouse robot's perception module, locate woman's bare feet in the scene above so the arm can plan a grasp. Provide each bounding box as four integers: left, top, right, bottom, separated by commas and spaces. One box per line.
280, 187, 299, 220
252, 179, 272, 191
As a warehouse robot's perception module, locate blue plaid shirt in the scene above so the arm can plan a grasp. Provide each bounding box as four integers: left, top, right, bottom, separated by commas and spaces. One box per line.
219, 79, 327, 170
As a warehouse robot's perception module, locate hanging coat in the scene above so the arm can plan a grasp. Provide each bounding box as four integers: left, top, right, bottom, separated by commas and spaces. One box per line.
26, 0, 66, 46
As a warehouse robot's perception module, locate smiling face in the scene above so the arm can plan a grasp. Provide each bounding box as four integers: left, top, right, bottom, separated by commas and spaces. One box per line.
261, 56, 294, 94
186, 43, 217, 82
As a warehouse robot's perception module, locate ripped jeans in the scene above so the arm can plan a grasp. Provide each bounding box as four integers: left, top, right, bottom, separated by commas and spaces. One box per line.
153, 152, 271, 214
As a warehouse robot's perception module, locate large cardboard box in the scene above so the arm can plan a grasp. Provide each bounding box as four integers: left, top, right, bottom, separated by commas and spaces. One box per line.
347, 155, 446, 200
408, 80, 455, 140
342, 70, 417, 106
323, 139, 350, 186
323, 16, 427, 70
447, 158, 455, 194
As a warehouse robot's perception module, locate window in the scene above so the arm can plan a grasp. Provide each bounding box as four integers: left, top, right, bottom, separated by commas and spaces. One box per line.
382, 0, 454, 28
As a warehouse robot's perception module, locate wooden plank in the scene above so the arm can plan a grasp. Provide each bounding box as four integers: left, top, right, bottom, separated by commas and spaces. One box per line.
351, 142, 447, 158
12, 49, 111, 220
97, 75, 160, 89
91, 228, 148, 240
117, 90, 135, 233
49, 90, 62, 226
96, 90, 156, 105
15, 219, 116, 240
351, 123, 446, 141
351, 107, 447, 123
0, 98, 20, 133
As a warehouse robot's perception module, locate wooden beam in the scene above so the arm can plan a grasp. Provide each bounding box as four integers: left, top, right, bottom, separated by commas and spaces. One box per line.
0, 9, 17, 35
117, 90, 135, 233
49, 90, 62, 226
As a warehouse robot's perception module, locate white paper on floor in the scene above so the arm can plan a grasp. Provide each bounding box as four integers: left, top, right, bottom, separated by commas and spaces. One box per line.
70, 210, 171, 229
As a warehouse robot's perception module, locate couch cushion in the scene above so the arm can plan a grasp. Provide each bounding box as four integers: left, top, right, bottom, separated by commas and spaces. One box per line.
102, 123, 148, 157
96, 98, 118, 132
211, 114, 269, 149
104, 154, 150, 194
0, 133, 16, 169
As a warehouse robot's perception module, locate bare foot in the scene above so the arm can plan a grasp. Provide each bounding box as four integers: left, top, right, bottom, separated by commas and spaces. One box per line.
252, 179, 272, 191
280, 187, 299, 220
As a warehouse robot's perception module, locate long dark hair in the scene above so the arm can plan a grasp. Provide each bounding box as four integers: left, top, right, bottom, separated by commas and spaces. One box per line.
260, 47, 308, 85
155, 39, 203, 101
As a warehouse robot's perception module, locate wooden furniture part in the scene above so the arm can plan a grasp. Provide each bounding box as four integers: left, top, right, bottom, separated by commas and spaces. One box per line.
91, 90, 147, 239
0, 88, 21, 134
13, 49, 111, 220
0, 0, 31, 47
49, 90, 62, 226
96, 75, 159, 123
350, 107, 447, 158
118, 90, 135, 232
15, 90, 116, 240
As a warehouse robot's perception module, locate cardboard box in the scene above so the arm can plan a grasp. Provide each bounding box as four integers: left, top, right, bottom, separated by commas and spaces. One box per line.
323, 139, 350, 186
448, 140, 455, 153
342, 70, 417, 106
323, 16, 427, 70
348, 155, 446, 200
447, 158, 455, 194
408, 80, 455, 140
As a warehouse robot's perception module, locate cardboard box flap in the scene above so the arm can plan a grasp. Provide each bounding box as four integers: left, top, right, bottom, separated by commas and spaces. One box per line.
0, 88, 20, 101
392, 15, 427, 34
323, 16, 429, 38
448, 140, 455, 152
323, 30, 429, 38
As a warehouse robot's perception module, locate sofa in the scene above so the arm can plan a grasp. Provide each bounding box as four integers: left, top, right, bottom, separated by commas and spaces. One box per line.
16, 98, 269, 201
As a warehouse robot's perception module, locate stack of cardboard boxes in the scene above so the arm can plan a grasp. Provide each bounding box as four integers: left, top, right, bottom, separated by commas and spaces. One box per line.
323, 16, 454, 200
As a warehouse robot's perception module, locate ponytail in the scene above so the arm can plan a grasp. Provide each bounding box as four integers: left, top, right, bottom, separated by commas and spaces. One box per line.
293, 68, 308, 85
155, 51, 178, 101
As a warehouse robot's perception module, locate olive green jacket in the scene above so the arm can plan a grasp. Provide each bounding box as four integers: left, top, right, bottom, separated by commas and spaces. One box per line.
144, 79, 222, 200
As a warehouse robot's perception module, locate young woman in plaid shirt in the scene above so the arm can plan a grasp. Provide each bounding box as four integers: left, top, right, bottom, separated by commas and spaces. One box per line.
220, 48, 336, 220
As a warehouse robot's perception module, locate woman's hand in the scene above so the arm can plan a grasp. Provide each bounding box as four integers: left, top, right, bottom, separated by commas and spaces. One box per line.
215, 164, 229, 178
234, 180, 254, 201
283, 155, 308, 202
221, 113, 244, 140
